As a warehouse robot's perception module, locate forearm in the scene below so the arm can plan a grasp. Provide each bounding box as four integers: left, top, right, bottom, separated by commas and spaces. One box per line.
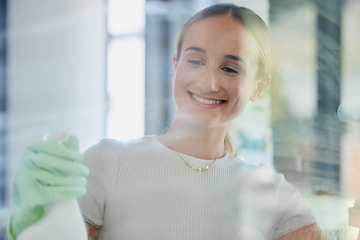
277, 223, 328, 240
86, 221, 100, 240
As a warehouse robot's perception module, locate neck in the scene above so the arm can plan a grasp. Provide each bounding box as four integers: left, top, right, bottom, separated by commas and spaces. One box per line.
159, 118, 229, 159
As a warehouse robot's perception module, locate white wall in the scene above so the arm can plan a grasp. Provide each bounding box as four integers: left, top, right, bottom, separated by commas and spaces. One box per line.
7, 0, 107, 198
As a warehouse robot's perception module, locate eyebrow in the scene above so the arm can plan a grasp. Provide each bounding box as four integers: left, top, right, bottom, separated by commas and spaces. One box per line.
184, 47, 206, 54
184, 47, 247, 65
224, 54, 247, 66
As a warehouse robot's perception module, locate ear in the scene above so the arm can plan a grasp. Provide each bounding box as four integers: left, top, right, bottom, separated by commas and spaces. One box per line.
250, 75, 271, 102
172, 53, 178, 70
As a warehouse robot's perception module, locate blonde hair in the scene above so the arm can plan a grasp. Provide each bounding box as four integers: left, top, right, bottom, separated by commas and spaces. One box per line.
175, 4, 272, 155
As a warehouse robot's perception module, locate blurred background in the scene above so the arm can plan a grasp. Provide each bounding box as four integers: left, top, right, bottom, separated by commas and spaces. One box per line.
0, 0, 359, 239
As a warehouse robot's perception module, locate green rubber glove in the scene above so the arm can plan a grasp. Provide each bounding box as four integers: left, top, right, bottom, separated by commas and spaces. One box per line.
8, 135, 89, 240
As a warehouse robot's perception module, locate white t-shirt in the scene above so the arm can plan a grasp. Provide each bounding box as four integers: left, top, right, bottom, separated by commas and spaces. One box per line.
78, 136, 316, 240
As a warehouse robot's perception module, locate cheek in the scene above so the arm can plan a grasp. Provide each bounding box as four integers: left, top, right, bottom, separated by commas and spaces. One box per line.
173, 64, 198, 94
239, 77, 256, 96
228, 80, 250, 100
227, 79, 255, 114
172, 69, 190, 106
173, 64, 190, 84
173, 71, 185, 95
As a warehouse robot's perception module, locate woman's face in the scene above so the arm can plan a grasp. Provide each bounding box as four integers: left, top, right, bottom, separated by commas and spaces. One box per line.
173, 14, 260, 129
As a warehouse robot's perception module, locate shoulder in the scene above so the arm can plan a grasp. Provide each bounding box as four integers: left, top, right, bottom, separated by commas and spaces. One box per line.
82, 138, 120, 163
81, 136, 156, 167
232, 158, 300, 202
83, 135, 156, 156
231, 156, 285, 190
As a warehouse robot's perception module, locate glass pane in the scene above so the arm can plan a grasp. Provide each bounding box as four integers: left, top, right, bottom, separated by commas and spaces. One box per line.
107, 37, 145, 140
108, 0, 145, 35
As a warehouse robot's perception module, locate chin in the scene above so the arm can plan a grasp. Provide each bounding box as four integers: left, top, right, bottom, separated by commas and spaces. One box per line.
182, 111, 231, 129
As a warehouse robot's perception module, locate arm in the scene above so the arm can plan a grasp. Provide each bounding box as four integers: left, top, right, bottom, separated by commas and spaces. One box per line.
277, 223, 328, 240
86, 222, 100, 240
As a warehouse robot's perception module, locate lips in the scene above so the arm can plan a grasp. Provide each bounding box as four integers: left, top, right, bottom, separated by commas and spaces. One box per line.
189, 92, 226, 105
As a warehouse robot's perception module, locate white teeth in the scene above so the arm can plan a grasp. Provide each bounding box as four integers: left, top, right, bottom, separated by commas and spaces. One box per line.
192, 94, 223, 105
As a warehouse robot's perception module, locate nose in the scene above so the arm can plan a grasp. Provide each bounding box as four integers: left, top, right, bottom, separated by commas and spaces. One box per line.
196, 68, 220, 92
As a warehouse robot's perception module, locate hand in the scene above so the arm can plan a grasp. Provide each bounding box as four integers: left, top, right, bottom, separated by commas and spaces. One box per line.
8, 135, 89, 239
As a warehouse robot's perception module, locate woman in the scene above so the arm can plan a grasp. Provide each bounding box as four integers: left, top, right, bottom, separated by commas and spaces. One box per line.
80, 3, 326, 240
8, 3, 326, 240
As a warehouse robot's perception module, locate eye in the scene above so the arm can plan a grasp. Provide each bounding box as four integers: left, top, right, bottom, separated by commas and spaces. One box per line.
187, 59, 205, 66
221, 66, 239, 74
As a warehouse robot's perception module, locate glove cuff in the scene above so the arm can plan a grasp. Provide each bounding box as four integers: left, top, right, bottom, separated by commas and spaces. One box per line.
8, 206, 44, 240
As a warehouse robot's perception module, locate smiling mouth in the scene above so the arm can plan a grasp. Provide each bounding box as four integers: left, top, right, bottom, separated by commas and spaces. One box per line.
189, 92, 227, 105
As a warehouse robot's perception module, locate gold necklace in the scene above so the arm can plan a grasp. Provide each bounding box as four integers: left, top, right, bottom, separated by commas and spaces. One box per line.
174, 151, 225, 172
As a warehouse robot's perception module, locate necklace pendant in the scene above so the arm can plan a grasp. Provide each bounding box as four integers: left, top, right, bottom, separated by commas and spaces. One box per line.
174, 151, 222, 172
